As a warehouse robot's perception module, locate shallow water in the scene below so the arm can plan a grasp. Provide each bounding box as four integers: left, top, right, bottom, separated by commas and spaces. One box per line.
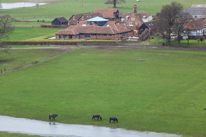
0, 2, 47, 9
0, 115, 181, 137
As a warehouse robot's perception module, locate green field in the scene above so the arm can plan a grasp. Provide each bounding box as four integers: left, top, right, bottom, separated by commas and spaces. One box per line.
3, 28, 64, 41
0, 0, 205, 21
12, 22, 51, 26
0, 47, 69, 71
0, 47, 206, 137
0, 132, 41, 137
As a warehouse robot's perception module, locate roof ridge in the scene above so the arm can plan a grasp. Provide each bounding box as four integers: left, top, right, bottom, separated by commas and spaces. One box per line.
109, 26, 115, 34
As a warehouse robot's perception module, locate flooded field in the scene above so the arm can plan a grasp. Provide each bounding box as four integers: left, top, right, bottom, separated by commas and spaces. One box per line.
0, 2, 47, 9
0, 115, 181, 137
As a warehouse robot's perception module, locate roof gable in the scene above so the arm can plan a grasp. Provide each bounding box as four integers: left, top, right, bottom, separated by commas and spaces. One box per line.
56, 17, 68, 23
94, 8, 119, 18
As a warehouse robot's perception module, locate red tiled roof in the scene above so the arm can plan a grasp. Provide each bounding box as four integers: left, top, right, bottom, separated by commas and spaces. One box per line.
56, 21, 132, 35
69, 12, 91, 20
94, 8, 119, 19
135, 11, 150, 19
81, 13, 103, 20
184, 18, 206, 30
144, 20, 156, 29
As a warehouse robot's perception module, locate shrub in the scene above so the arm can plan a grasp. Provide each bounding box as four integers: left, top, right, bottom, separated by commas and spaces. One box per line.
200, 36, 204, 42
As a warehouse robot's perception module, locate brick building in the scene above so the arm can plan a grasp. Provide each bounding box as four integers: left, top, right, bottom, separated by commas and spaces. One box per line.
93, 7, 123, 21
56, 16, 133, 40
69, 12, 102, 25
121, 5, 153, 30
52, 17, 68, 25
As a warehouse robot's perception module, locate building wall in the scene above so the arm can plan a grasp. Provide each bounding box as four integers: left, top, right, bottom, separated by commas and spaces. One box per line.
56, 31, 133, 40
52, 18, 61, 25
126, 14, 142, 30
69, 15, 79, 25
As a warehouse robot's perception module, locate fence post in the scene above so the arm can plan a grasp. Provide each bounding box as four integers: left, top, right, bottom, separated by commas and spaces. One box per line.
4, 68, 6, 72
1, 70, 2, 74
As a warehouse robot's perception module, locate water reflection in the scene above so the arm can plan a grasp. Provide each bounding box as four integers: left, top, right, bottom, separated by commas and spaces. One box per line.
0, 2, 47, 9
0, 115, 181, 137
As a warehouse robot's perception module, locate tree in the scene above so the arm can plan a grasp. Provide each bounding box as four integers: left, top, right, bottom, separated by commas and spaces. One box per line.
173, 12, 192, 46
105, 0, 126, 8
0, 15, 14, 50
156, 1, 184, 45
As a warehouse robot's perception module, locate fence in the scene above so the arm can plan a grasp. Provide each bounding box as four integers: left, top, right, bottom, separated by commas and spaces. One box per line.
3, 41, 118, 46
14, 26, 40, 28
40, 25, 69, 28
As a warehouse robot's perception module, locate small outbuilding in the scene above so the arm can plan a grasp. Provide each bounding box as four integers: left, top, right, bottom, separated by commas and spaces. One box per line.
52, 17, 68, 25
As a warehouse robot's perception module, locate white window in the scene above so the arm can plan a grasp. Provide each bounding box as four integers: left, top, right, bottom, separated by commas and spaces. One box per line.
135, 22, 137, 25
82, 16, 84, 20
131, 18, 135, 21
129, 22, 133, 26
73, 16, 75, 20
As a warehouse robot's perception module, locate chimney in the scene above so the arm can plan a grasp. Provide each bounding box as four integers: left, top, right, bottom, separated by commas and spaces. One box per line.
134, 5, 137, 13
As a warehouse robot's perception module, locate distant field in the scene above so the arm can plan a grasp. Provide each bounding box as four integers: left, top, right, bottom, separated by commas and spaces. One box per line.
3, 28, 64, 41
0, 48, 206, 137
0, 0, 205, 21
0, 47, 68, 71
12, 22, 51, 26
0, 132, 41, 137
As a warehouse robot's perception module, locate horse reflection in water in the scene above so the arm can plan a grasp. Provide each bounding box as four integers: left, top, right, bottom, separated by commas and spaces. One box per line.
49, 122, 56, 125
49, 114, 58, 120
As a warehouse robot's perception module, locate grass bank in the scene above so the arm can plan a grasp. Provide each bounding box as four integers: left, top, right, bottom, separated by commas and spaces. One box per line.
0, 48, 206, 137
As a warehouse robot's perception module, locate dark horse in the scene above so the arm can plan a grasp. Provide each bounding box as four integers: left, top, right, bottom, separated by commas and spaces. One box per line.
49, 114, 58, 120
92, 114, 102, 120
109, 117, 118, 123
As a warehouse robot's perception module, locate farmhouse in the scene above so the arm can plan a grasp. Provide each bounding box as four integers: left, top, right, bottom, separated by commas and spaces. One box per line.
183, 18, 206, 38
55, 16, 133, 40
183, 5, 206, 19
138, 20, 157, 35
122, 5, 153, 23
93, 7, 123, 21
123, 12, 143, 30
52, 17, 68, 25
69, 12, 102, 25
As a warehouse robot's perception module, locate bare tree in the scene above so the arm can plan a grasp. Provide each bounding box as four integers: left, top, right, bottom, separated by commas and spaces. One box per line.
173, 12, 192, 46
105, 0, 126, 8
0, 15, 14, 50
157, 1, 184, 45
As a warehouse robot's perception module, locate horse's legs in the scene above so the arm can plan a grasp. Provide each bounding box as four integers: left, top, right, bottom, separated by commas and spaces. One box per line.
49, 116, 51, 120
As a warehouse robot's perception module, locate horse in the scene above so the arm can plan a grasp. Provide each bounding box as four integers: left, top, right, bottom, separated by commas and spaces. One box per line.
92, 114, 102, 120
109, 117, 118, 123
49, 114, 58, 120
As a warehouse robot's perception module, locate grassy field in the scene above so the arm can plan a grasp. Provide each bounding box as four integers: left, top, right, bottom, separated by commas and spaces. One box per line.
11, 22, 51, 26
0, 47, 206, 137
0, 47, 68, 71
0, 0, 205, 21
0, 132, 41, 137
2, 28, 64, 41
171, 40, 206, 47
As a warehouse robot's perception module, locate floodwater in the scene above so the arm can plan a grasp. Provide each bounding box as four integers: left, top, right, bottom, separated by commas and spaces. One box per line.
0, 2, 47, 9
0, 115, 181, 137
